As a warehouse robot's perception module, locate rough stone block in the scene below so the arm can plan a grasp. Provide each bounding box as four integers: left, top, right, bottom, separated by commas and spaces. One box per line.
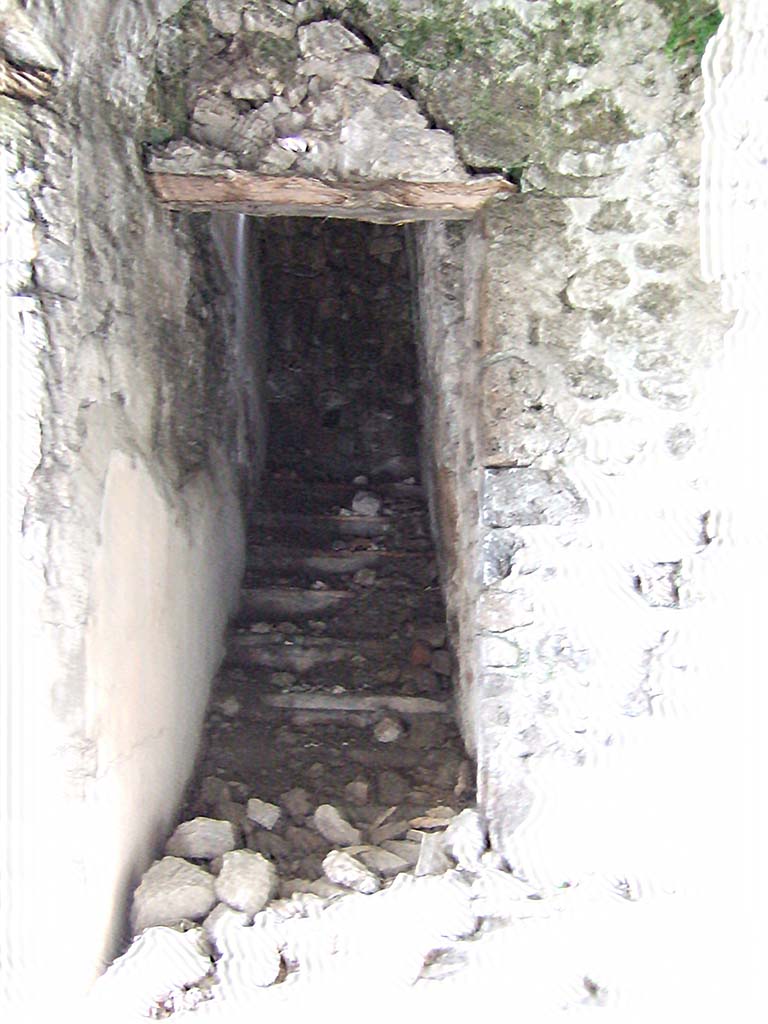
246, 798, 282, 830
443, 809, 488, 872
414, 832, 452, 877
313, 804, 362, 845
214, 851, 278, 917
482, 467, 587, 528
165, 817, 239, 860
298, 20, 368, 58
131, 857, 216, 934
322, 850, 380, 894
565, 258, 630, 309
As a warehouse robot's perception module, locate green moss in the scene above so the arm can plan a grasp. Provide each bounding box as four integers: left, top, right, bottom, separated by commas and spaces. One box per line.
651, 1, 723, 60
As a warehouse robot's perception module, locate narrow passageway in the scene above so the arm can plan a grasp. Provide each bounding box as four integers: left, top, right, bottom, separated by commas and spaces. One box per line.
177, 217, 475, 890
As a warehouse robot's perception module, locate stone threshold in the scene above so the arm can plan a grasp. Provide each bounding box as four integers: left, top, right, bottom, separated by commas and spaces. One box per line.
148, 171, 517, 223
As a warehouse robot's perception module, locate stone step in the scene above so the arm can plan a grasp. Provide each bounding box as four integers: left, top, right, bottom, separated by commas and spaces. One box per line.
248, 513, 393, 542
261, 480, 425, 511
237, 587, 353, 622
260, 693, 449, 715
246, 546, 434, 576
226, 634, 401, 673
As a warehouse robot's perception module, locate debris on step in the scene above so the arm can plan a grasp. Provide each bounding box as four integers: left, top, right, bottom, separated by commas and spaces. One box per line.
322, 849, 380, 894
313, 803, 362, 846
246, 798, 282, 831
131, 857, 217, 933
165, 818, 239, 860
373, 714, 405, 742
214, 850, 278, 918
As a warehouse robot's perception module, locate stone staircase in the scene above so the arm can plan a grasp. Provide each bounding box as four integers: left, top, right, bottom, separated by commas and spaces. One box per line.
179, 470, 474, 887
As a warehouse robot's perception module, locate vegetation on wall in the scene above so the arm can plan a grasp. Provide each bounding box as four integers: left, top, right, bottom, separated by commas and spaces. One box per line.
652, 1, 723, 60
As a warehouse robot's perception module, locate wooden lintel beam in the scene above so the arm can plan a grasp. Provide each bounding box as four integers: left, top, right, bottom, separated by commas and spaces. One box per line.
148, 171, 517, 223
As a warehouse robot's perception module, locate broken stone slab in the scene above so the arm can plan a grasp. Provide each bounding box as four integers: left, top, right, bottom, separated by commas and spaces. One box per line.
131, 857, 217, 934
322, 850, 380, 894
415, 832, 452, 877
369, 818, 411, 844
262, 693, 450, 715
214, 850, 278, 918
246, 798, 282, 831
357, 846, 409, 878
313, 803, 362, 846
443, 808, 489, 872
165, 817, 239, 860
297, 51, 380, 82
239, 586, 352, 619
409, 807, 456, 830
380, 840, 421, 868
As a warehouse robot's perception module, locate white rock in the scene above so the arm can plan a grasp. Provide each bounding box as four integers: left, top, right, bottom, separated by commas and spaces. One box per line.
443, 808, 488, 871
131, 857, 216, 933
214, 850, 278, 917
246, 797, 282, 830
165, 817, 239, 860
323, 850, 380, 894
351, 490, 382, 516
415, 832, 452, 877
373, 715, 404, 743
314, 803, 362, 845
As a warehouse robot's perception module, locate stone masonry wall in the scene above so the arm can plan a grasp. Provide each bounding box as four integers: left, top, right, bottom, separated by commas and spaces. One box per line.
1, 0, 746, 1008
2, 0, 265, 1007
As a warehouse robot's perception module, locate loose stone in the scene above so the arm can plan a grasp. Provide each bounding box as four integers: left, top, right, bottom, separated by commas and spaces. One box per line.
246, 798, 282, 831
351, 491, 382, 516
443, 808, 488, 871
373, 715, 404, 743
165, 817, 239, 860
281, 787, 312, 819
380, 840, 421, 868
415, 832, 452, 877
214, 850, 278, 918
344, 778, 370, 806
322, 850, 380, 894
131, 857, 216, 934
357, 846, 409, 878
313, 803, 362, 845
369, 818, 411, 844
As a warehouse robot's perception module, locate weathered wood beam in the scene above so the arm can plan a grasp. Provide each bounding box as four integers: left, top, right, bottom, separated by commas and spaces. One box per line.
148, 171, 516, 223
